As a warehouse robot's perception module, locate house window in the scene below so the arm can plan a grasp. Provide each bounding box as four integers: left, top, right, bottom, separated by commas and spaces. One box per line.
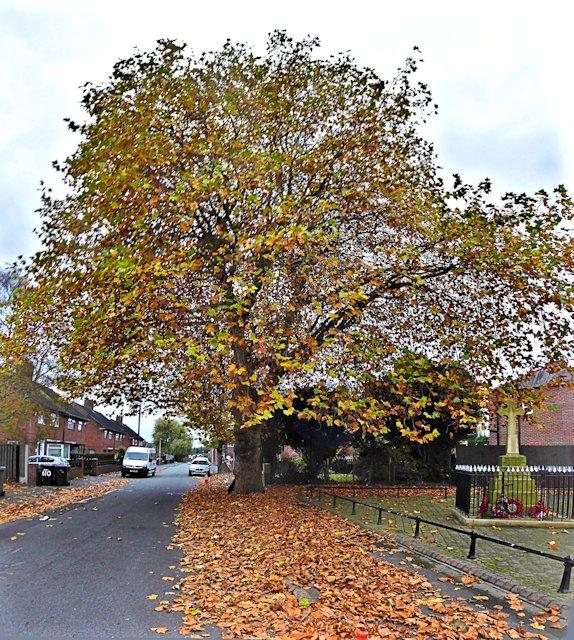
67, 419, 75, 430
37, 413, 45, 425
47, 443, 62, 457
46, 443, 71, 458
77, 421, 83, 432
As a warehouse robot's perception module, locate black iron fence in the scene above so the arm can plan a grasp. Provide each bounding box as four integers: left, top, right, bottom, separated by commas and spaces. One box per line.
454, 466, 574, 520
308, 487, 574, 594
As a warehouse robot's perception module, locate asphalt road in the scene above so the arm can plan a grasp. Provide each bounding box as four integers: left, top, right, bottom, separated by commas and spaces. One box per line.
0, 463, 206, 640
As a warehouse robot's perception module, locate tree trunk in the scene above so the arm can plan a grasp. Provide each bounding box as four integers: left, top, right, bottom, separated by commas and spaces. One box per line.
233, 424, 264, 494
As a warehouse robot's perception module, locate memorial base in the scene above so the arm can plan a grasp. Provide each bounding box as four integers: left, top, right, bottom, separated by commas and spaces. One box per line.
488, 455, 537, 512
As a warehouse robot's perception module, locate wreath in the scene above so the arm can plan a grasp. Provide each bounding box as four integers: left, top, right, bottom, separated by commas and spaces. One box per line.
528, 501, 549, 519
492, 497, 523, 518
478, 495, 490, 517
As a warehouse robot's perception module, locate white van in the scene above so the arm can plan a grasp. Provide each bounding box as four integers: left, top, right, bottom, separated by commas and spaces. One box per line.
121, 446, 157, 477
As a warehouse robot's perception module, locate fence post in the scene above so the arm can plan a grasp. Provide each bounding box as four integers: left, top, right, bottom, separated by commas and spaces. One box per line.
377, 508, 383, 525
352, 500, 356, 515
333, 495, 337, 508
558, 556, 574, 593
467, 532, 477, 559
414, 516, 421, 538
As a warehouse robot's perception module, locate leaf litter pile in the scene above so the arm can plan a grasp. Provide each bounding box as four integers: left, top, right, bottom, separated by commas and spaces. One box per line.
1, 478, 129, 525
167, 481, 556, 639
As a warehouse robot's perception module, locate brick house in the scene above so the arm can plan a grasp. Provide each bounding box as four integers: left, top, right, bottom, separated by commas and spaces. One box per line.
0, 380, 88, 459
72, 401, 145, 453
0, 371, 146, 481
490, 370, 574, 447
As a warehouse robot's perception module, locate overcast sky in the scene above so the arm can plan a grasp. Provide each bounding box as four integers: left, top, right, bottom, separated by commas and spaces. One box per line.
1, 0, 572, 439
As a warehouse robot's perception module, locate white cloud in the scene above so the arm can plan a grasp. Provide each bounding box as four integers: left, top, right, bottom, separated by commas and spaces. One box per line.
1, 2, 572, 261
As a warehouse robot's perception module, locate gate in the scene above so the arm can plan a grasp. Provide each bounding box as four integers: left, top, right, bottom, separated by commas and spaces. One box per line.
0, 444, 20, 481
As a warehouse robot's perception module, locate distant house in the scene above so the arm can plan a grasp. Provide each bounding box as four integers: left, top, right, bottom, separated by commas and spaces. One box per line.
112, 413, 146, 448
72, 401, 132, 454
490, 370, 574, 447
0, 377, 87, 459
0, 370, 145, 481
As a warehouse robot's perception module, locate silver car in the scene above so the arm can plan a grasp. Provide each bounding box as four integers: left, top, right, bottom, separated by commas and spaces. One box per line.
188, 457, 211, 477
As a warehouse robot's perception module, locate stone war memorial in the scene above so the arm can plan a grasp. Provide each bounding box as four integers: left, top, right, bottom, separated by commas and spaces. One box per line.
488, 400, 538, 515
455, 399, 574, 525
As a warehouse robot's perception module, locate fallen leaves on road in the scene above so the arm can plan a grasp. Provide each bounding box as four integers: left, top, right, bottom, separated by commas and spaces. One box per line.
0, 479, 129, 526
169, 482, 542, 639
151, 627, 169, 634
506, 595, 524, 612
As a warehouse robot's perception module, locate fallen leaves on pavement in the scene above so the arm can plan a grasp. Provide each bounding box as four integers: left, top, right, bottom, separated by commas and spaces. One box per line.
0, 479, 129, 526
169, 482, 544, 639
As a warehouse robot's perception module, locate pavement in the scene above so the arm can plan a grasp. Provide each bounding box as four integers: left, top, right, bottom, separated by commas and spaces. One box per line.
0, 462, 204, 640
3, 470, 126, 505
306, 492, 571, 637
334, 492, 574, 603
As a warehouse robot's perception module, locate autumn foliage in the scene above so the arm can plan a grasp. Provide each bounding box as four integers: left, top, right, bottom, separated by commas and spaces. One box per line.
9, 33, 574, 492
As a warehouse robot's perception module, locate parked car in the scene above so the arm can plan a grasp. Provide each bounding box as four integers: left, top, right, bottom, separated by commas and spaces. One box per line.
28, 455, 70, 467
121, 446, 157, 477
189, 456, 211, 477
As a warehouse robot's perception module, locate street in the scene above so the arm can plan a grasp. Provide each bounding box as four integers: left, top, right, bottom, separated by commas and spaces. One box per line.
0, 464, 204, 639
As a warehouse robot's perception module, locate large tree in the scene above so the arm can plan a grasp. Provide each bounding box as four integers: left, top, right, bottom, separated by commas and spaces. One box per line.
10, 34, 573, 492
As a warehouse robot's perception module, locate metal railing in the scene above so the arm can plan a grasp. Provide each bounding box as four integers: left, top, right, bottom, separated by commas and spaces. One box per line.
308, 487, 574, 594
454, 467, 574, 520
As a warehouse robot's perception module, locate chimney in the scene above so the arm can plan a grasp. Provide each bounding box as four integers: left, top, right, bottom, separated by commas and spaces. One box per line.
116, 414, 123, 424
84, 399, 95, 410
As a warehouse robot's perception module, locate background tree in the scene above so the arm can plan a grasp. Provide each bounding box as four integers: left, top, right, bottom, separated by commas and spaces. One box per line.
263, 390, 349, 482
152, 417, 193, 459
10, 34, 574, 493
0, 267, 58, 439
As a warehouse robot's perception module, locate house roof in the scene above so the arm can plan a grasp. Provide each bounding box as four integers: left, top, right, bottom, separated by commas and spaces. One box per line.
524, 369, 574, 388
116, 421, 143, 441
6, 375, 87, 422
72, 403, 125, 434
72, 403, 144, 441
